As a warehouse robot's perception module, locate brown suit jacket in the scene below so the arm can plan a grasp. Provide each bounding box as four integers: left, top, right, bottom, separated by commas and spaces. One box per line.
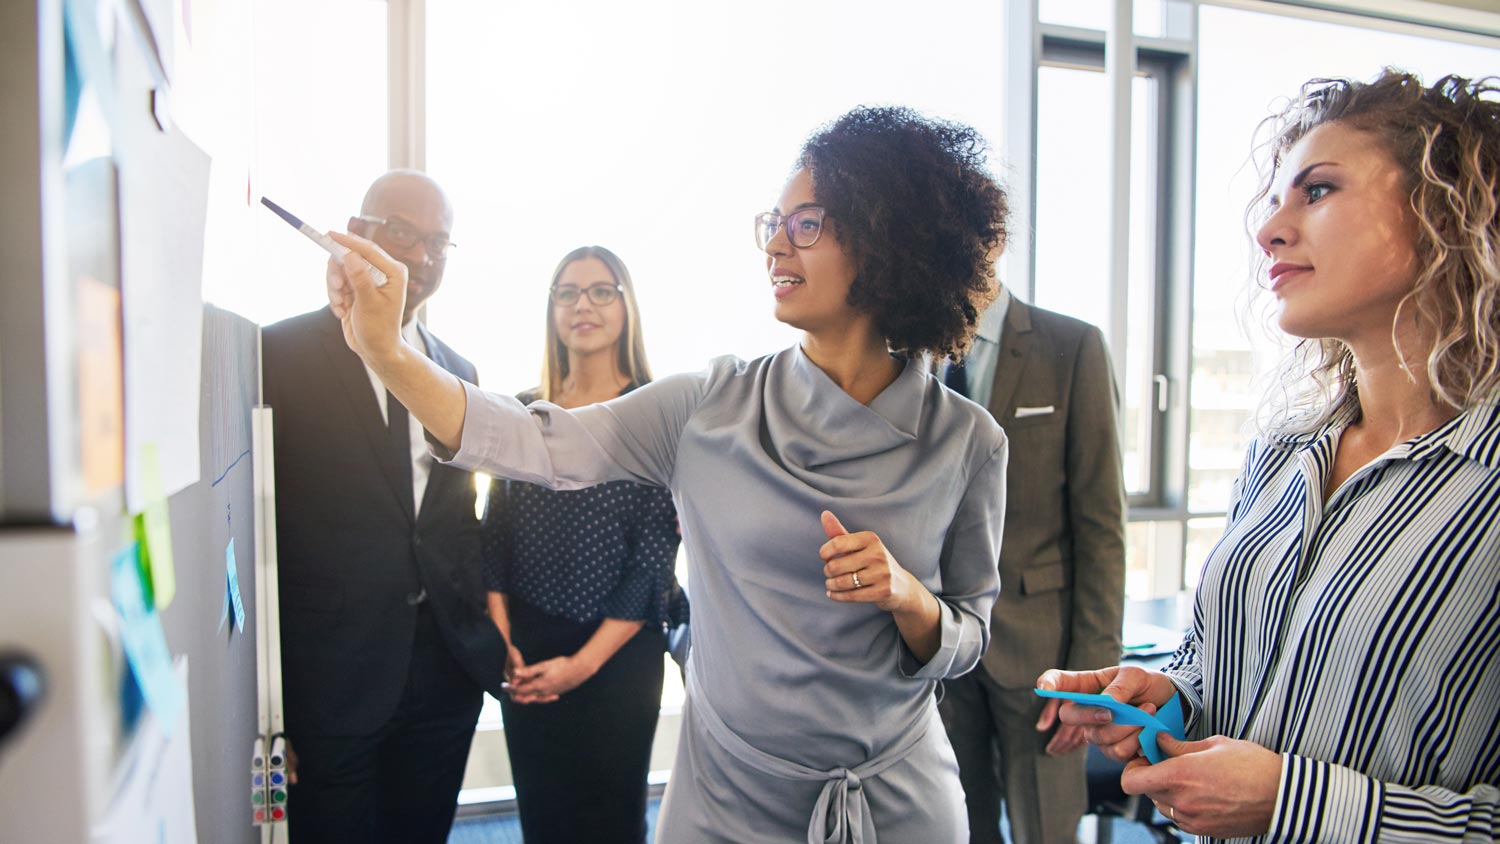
977, 299, 1126, 688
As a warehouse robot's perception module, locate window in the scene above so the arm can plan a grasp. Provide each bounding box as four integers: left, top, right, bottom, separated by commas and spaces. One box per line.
1025, 18, 1193, 597
423, 0, 1008, 395
250, 0, 388, 328
1186, 4, 1500, 580
1033, 66, 1167, 501
1018, 2, 1500, 597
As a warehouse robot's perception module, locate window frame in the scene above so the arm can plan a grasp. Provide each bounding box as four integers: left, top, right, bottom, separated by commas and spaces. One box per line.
1036, 32, 1192, 514
1009, 0, 1500, 598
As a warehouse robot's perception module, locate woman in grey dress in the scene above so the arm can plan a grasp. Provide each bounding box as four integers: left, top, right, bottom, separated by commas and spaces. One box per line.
325, 107, 1011, 843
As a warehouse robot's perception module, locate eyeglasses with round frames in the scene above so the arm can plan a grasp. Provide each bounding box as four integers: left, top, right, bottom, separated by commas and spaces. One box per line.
550, 284, 622, 307
754, 207, 827, 251
355, 215, 457, 258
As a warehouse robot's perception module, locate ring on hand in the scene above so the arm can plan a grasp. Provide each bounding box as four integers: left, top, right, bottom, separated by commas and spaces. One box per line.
1168, 805, 1176, 822
851, 571, 862, 589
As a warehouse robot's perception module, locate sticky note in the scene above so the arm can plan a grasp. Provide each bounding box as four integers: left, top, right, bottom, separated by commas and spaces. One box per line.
111, 542, 184, 733
227, 538, 245, 632
136, 443, 176, 609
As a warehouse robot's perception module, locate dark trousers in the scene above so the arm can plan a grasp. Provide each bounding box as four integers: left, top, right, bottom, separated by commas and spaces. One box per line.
503, 598, 666, 844
287, 604, 484, 844
938, 670, 1087, 844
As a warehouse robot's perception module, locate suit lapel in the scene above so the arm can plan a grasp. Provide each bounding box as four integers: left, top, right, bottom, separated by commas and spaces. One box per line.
987, 299, 1035, 423
419, 321, 452, 379
315, 308, 415, 525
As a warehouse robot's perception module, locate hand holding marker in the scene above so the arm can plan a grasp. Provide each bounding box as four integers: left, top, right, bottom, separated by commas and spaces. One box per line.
260, 196, 388, 288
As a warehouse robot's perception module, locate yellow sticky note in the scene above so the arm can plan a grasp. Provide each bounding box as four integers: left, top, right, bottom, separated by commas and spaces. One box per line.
136, 443, 176, 610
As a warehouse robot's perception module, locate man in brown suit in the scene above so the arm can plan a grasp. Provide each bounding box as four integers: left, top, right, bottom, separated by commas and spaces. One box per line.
938, 287, 1127, 844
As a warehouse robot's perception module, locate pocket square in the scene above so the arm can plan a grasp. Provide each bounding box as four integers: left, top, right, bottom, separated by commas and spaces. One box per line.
1014, 405, 1055, 419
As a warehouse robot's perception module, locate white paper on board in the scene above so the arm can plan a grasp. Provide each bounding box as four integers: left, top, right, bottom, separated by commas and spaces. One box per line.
91, 657, 199, 844
121, 127, 211, 511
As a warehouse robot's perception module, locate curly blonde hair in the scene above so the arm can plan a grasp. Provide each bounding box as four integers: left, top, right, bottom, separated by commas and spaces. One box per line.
1247, 69, 1500, 434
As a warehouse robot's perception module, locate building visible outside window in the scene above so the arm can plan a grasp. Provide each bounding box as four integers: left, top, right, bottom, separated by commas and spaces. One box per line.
1188, 5, 1500, 584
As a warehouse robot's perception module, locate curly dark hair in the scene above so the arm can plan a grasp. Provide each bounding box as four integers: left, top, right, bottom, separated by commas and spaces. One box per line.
797, 106, 1009, 359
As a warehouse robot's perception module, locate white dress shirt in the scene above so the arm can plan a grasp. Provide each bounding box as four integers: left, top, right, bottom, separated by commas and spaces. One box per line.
947, 286, 1011, 407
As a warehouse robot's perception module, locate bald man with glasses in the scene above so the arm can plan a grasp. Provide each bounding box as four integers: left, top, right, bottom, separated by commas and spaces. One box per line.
262, 170, 507, 843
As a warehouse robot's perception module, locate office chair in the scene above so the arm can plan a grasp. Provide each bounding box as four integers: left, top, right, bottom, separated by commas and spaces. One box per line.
1086, 744, 1183, 844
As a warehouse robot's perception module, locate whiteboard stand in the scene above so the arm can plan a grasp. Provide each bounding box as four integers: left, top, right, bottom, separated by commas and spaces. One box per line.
252, 407, 287, 839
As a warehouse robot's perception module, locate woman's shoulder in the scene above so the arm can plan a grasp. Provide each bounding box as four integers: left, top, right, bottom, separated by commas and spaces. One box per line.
709, 351, 774, 378
648, 352, 770, 397
927, 371, 1007, 456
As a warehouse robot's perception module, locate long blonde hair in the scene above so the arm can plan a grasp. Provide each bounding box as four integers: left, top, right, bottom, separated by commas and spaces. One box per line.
1247, 70, 1500, 435
539, 245, 654, 401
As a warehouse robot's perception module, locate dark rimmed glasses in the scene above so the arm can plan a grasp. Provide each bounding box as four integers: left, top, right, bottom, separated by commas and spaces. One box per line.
550, 284, 622, 307
754, 207, 827, 251
356, 215, 456, 258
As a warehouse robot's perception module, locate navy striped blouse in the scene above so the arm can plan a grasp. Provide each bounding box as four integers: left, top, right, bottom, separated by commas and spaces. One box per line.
1165, 401, 1500, 843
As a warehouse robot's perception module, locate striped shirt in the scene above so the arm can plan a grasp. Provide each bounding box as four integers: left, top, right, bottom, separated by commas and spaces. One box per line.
1165, 401, 1500, 843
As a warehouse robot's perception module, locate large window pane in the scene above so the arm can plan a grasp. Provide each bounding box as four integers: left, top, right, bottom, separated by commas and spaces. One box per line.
1034, 68, 1159, 497
250, 0, 387, 327
1125, 519, 1183, 599
1184, 516, 1226, 590
1189, 7, 1500, 514
425, 0, 1006, 397
425, 0, 1007, 758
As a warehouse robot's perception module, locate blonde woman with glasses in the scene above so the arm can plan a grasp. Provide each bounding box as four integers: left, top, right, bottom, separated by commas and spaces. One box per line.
479, 246, 684, 844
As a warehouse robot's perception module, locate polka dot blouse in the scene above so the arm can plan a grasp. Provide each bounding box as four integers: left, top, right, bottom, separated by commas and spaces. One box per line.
479, 387, 686, 627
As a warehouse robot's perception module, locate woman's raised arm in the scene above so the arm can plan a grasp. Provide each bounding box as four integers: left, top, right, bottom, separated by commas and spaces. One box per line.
326, 231, 469, 452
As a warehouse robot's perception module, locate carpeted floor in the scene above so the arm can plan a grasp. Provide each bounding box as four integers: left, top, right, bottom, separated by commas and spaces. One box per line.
449, 802, 659, 843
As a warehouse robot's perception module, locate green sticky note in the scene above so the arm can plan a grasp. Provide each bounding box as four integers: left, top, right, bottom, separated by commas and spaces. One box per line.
136, 442, 176, 610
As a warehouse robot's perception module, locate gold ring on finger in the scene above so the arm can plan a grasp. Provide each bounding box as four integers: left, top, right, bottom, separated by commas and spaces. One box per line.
852, 571, 862, 588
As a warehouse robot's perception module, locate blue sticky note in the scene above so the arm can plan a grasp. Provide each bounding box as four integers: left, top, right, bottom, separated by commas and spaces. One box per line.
110, 542, 184, 734
226, 538, 245, 633
1034, 689, 1185, 764
63, 12, 82, 145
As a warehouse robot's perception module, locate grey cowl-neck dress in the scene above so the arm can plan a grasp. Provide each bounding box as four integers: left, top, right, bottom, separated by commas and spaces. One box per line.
442, 345, 1007, 843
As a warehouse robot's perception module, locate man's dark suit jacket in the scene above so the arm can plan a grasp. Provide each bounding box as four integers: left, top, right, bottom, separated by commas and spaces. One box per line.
262, 306, 507, 736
